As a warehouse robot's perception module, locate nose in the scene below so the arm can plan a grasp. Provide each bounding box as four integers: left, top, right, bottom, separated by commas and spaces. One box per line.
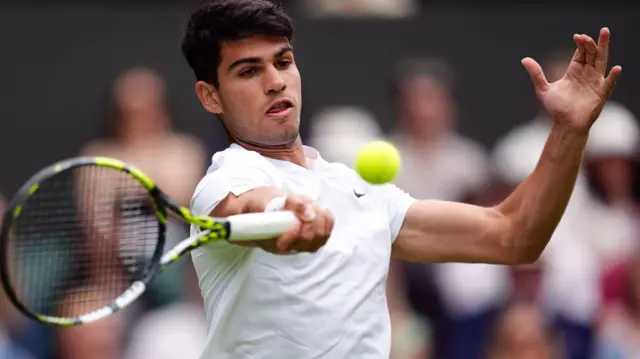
265, 66, 287, 94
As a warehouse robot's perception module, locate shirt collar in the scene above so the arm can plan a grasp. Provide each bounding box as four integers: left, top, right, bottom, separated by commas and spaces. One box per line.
229, 143, 325, 170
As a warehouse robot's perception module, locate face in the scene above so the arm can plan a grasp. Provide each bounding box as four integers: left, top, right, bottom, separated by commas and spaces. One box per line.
113, 68, 168, 136
511, 265, 543, 302
196, 35, 302, 147
399, 75, 454, 139
114, 69, 164, 116
498, 304, 551, 359
591, 157, 633, 203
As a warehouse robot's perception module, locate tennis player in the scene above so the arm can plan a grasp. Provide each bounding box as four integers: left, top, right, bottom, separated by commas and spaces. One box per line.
181, 1, 621, 358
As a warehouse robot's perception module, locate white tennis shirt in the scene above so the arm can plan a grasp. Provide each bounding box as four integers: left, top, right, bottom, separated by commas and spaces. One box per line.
190, 144, 415, 359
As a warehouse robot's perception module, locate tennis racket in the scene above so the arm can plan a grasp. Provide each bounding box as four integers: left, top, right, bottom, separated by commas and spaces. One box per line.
0, 156, 296, 326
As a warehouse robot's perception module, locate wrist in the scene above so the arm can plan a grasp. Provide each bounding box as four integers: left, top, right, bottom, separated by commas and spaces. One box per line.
549, 111, 592, 138
550, 122, 590, 142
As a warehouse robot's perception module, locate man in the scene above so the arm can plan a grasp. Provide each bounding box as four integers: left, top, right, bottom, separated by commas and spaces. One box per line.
181, 1, 621, 358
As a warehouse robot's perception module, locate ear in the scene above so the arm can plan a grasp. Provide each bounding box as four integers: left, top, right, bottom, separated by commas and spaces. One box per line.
195, 81, 222, 114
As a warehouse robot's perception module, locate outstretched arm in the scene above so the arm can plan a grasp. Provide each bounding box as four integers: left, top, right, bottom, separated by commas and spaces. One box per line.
393, 123, 585, 264
392, 28, 622, 265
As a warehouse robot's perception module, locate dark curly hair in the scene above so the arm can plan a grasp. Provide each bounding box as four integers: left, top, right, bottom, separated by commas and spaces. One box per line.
181, 0, 293, 88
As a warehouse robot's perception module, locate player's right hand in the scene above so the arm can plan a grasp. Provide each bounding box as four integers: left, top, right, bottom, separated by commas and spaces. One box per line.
273, 196, 334, 254
246, 195, 333, 254
243, 196, 334, 254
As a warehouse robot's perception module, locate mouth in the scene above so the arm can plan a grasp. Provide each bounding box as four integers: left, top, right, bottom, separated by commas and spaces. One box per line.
266, 99, 294, 118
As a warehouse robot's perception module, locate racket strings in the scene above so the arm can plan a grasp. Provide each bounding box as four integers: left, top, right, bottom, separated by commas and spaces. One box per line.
7, 165, 160, 318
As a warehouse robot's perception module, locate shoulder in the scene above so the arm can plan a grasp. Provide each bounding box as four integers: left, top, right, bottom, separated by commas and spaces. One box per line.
204, 144, 283, 184
190, 145, 283, 216
210, 144, 272, 170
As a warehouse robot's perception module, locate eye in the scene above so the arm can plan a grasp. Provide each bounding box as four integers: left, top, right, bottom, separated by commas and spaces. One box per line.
275, 59, 292, 70
239, 68, 257, 77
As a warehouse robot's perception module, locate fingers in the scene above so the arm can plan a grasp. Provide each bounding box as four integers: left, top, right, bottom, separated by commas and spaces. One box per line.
275, 220, 302, 252
603, 65, 623, 96
596, 27, 610, 74
571, 33, 587, 65
291, 208, 333, 252
264, 195, 335, 254
273, 206, 333, 254
573, 29, 611, 73
285, 196, 316, 222
581, 35, 598, 67
521, 57, 549, 94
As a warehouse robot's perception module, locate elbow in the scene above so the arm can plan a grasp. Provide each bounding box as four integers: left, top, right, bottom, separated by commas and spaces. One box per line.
497, 237, 544, 266
510, 244, 543, 265
496, 217, 546, 266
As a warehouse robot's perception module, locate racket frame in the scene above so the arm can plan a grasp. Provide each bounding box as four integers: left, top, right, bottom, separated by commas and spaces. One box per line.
1, 156, 295, 326
0, 156, 224, 326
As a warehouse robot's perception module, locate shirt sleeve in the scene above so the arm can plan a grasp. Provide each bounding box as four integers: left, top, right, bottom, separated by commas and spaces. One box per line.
190, 164, 277, 217
369, 183, 417, 243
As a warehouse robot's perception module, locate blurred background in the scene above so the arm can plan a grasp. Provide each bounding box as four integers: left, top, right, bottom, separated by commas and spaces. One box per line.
1, 0, 640, 358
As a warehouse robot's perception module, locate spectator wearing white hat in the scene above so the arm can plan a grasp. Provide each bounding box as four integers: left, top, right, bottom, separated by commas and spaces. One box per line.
584, 102, 640, 328
389, 58, 495, 359
583, 101, 640, 270
308, 106, 384, 168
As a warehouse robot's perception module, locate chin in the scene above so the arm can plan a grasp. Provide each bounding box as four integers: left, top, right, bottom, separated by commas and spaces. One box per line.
269, 113, 299, 129
254, 127, 298, 147
274, 127, 300, 146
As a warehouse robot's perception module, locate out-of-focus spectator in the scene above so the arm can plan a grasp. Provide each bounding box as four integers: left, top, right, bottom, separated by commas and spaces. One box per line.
0, 302, 34, 359
123, 265, 206, 359
584, 102, 640, 271
80, 67, 206, 309
55, 315, 124, 359
301, 0, 419, 18
391, 58, 490, 202
596, 250, 640, 359
487, 301, 563, 359
309, 105, 383, 168
389, 58, 502, 359
586, 102, 640, 332
0, 194, 35, 359
387, 262, 430, 359
82, 67, 205, 210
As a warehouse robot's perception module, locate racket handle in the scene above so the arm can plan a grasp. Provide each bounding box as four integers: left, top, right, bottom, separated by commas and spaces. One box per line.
227, 211, 298, 241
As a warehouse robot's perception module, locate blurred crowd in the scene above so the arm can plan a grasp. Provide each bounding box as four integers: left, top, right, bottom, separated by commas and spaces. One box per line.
1, 2, 640, 359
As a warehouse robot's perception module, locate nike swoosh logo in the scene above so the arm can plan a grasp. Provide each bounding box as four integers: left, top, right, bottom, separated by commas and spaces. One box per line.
354, 189, 365, 198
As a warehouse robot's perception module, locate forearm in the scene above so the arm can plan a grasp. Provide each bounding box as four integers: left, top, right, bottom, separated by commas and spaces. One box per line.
208, 187, 285, 250
497, 122, 588, 261
211, 187, 285, 217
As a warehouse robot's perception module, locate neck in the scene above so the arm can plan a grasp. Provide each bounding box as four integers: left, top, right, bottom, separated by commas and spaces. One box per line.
233, 136, 307, 168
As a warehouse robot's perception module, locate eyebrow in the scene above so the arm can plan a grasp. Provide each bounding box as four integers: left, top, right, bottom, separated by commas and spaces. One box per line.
227, 46, 294, 73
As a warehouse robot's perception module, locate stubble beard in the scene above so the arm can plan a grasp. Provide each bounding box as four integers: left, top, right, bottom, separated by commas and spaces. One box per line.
231, 117, 300, 149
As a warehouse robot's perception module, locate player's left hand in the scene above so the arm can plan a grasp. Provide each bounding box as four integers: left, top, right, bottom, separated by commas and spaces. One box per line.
522, 27, 622, 135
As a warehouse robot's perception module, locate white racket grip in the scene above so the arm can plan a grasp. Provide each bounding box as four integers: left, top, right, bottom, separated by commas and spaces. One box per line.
227, 211, 298, 241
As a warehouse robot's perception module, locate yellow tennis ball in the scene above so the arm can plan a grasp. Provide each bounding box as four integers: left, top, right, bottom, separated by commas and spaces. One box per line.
355, 141, 401, 184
